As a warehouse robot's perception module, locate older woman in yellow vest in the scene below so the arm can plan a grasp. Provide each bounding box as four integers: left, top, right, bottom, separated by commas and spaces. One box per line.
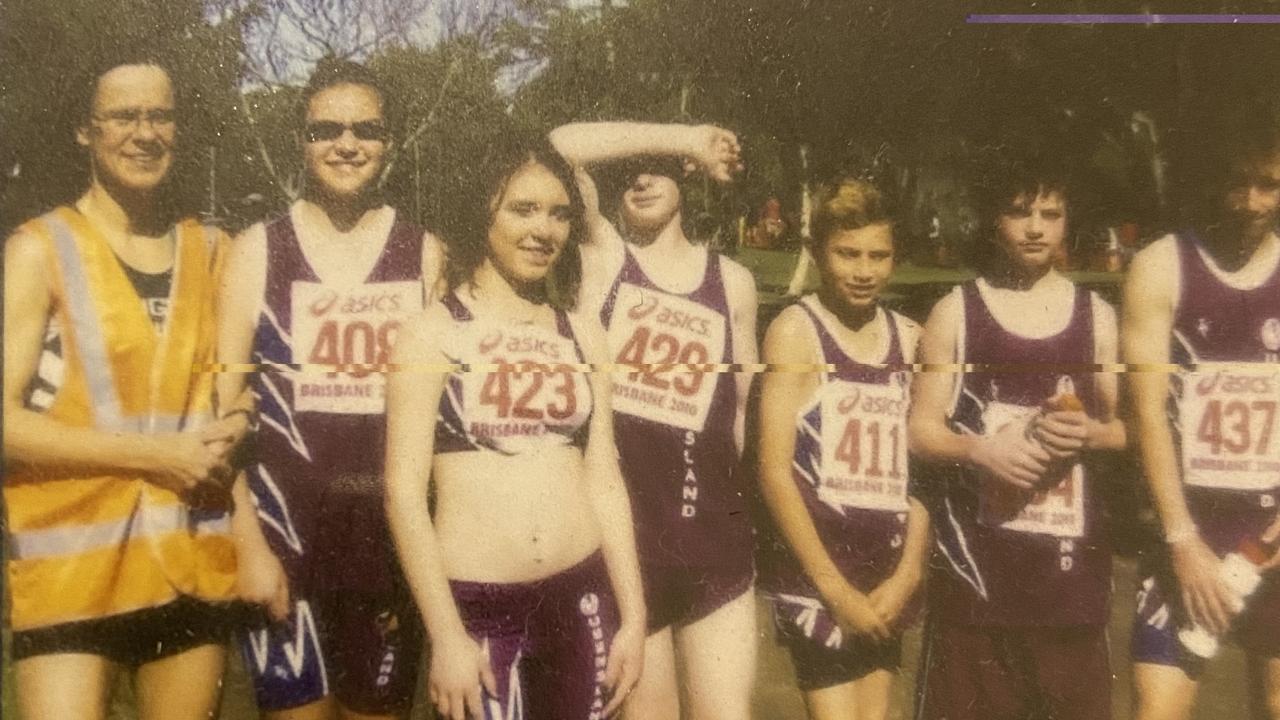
3, 55, 244, 720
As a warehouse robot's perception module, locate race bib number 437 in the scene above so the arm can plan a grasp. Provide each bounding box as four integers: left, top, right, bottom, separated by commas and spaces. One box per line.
1179, 367, 1280, 491
608, 283, 727, 433
291, 281, 422, 414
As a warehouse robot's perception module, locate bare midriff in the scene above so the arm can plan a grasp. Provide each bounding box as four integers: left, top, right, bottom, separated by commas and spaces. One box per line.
433, 445, 603, 584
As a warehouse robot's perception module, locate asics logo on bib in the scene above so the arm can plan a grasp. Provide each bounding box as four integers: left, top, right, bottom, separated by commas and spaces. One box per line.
626, 295, 712, 337
503, 335, 563, 361
837, 390, 906, 417
307, 288, 405, 316
1195, 371, 1275, 396
481, 331, 564, 361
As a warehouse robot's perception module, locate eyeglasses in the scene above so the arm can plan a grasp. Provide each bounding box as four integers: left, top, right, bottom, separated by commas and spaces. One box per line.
304, 120, 388, 143
91, 108, 176, 133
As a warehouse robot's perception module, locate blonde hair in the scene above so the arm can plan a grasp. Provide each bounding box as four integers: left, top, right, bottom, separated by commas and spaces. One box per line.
808, 178, 893, 254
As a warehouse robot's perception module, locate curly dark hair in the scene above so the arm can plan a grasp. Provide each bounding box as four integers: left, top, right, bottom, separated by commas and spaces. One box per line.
966, 152, 1073, 272
439, 133, 585, 310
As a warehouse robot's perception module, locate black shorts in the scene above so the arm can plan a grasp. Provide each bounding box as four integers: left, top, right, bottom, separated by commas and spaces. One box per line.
769, 594, 903, 691
11, 596, 233, 667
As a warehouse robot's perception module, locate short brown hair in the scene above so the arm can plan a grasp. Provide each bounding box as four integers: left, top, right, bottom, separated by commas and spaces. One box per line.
808, 177, 894, 255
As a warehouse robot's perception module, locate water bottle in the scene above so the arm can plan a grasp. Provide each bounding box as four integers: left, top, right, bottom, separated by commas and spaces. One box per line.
1178, 535, 1277, 658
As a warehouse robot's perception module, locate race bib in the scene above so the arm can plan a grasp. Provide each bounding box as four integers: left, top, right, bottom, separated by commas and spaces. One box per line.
1179, 367, 1280, 491
977, 401, 1087, 538
607, 282, 727, 432
291, 280, 421, 414
817, 379, 910, 513
458, 322, 589, 453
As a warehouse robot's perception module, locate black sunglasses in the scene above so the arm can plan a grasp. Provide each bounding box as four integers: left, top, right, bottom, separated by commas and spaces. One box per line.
304, 120, 388, 143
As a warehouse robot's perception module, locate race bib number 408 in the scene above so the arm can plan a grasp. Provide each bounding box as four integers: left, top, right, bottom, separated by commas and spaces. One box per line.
291, 280, 422, 414
817, 380, 910, 513
607, 283, 727, 433
1179, 367, 1280, 491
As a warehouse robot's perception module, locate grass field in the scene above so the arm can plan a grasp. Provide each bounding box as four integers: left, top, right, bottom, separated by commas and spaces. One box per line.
0, 249, 1255, 718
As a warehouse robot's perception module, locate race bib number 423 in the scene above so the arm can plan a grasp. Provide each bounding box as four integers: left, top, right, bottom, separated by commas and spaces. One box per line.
607, 283, 727, 433
1179, 367, 1280, 491
291, 280, 422, 414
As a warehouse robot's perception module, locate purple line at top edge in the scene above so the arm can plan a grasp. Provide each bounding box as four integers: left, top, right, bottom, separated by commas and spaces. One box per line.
967, 14, 1280, 24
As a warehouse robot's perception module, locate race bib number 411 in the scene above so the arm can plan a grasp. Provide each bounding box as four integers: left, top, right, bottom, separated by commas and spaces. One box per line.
817, 380, 910, 513
608, 283, 727, 433
291, 280, 422, 414
1179, 367, 1280, 491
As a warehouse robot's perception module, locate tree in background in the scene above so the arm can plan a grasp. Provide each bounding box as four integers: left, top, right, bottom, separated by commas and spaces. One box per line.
0, 0, 246, 233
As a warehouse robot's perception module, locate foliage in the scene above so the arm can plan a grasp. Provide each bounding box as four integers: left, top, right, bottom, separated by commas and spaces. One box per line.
0, 0, 246, 231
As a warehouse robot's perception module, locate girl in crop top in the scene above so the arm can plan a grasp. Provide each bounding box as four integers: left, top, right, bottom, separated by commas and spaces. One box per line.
384, 136, 645, 720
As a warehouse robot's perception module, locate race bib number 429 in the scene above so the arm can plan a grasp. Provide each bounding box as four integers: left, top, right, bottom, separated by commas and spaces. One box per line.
1179, 367, 1280, 491
608, 283, 727, 433
291, 280, 422, 414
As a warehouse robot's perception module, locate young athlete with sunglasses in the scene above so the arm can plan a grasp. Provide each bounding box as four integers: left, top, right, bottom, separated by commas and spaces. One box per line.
217, 58, 443, 720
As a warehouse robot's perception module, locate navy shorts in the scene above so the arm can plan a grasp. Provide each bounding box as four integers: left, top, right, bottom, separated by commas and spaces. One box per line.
769, 594, 902, 691
11, 595, 232, 666
642, 558, 754, 633
236, 585, 423, 714
451, 551, 619, 720
916, 621, 1111, 720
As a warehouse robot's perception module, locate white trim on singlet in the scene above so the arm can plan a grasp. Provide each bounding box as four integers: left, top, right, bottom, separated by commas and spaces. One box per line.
1191, 231, 1280, 291
946, 286, 966, 415
973, 275, 1078, 341
799, 294, 894, 369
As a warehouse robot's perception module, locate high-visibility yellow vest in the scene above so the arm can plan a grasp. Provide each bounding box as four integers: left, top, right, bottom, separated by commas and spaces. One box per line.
4, 206, 237, 631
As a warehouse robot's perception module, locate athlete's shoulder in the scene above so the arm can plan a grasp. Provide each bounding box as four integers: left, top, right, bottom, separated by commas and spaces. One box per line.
887, 308, 923, 360
924, 285, 964, 326
719, 253, 758, 312
397, 303, 457, 357
763, 300, 820, 363
4, 222, 49, 269
225, 220, 269, 268
1124, 233, 1180, 311
1129, 233, 1179, 274
718, 253, 757, 288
